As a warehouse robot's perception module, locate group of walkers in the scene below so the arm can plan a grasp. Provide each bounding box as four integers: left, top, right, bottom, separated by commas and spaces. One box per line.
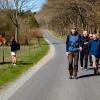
66, 27, 100, 79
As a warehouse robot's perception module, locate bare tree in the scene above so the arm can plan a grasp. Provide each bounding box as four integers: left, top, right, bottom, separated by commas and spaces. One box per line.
0, 0, 35, 42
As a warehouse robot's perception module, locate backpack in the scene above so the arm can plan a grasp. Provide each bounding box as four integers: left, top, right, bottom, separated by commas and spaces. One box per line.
16, 43, 20, 50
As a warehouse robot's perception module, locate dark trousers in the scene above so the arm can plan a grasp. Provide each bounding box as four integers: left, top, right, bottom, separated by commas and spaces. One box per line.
80, 50, 89, 69
68, 52, 79, 76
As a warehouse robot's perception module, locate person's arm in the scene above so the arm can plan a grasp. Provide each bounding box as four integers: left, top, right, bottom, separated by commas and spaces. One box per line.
66, 35, 69, 52
98, 40, 100, 50
88, 40, 92, 52
79, 35, 83, 51
66, 35, 70, 56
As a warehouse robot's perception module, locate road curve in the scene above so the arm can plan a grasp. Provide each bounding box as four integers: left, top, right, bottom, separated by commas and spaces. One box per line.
8, 32, 100, 100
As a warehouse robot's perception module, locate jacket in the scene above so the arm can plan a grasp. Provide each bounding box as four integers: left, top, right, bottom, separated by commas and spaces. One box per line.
88, 39, 100, 57
66, 32, 82, 52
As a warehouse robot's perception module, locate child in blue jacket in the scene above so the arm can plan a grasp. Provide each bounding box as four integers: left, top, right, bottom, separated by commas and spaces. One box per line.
88, 33, 100, 75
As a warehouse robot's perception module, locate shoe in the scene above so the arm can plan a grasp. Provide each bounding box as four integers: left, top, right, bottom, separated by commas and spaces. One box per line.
81, 67, 84, 70
94, 69, 97, 75
69, 76, 73, 79
85, 68, 88, 71
74, 76, 78, 79
13, 64, 16, 66
96, 71, 100, 75
90, 63, 93, 66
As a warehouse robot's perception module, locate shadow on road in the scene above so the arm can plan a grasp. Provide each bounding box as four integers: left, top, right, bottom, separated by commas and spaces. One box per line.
88, 67, 100, 70
78, 73, 100, 79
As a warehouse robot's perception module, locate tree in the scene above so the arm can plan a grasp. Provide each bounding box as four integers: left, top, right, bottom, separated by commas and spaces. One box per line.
37, 0, 100, 36
0, 0, 36, 42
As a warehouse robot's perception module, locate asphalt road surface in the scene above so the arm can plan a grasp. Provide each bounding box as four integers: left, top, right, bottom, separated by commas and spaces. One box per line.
8, 32, 100, 100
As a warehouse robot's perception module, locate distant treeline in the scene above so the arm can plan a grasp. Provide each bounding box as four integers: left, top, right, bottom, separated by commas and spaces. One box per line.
38, 0, 100, 36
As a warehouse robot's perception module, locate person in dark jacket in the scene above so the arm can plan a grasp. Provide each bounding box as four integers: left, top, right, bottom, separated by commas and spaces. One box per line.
80, 31, 89, 70
66, 28, 82, 79
10, 37, 17, 65
88, 33, 100, 75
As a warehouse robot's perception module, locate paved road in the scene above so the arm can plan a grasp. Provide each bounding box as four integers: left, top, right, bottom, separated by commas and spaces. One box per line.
9, 32, 100, 100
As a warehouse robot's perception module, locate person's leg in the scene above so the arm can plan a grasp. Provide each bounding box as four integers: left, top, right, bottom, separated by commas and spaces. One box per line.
68, 53, 73, 79
84, 51, 89, 69
11, 55, 14, 64
14, 55, 16, 64
96, 58, 99, 75
80, 51, 84, 68
92, 55, 97, 75
74, 52, 79, 79
89, 54, 93, 66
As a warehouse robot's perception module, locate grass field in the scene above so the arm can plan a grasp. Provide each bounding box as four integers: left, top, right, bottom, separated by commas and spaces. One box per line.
0, 38, 49, 88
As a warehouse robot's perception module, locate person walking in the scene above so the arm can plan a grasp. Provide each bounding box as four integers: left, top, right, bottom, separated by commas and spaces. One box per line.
80, 31, 89, 70
10, 37, 17, 66
66, 28, 82, 79
88, 33, 100, 75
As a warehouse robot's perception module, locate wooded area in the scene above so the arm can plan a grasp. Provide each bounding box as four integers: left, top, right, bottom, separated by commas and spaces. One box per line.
0, 0, 42, 44
37, 0, 100, 36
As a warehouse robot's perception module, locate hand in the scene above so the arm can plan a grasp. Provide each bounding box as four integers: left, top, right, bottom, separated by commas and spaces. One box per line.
66, 52, 69, 56
84, 42, 88, 45
79, 47, 82, 51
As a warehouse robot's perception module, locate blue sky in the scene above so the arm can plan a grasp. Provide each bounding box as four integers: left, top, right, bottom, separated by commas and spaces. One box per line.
33, 0, 47, 12
7, 0, 47, 12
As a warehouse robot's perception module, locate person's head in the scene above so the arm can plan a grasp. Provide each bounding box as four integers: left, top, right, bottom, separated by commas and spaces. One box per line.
89, 33, 93, 39
71, 27, 77, 34
83, 31, 88, 37
93, 33, 98, 40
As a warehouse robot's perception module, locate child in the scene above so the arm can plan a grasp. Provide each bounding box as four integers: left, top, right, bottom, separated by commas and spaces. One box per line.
10, 37, 17, 65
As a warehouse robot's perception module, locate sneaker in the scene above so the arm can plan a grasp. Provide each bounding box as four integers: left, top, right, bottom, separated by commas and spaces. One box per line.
81, 67, 84, 70
69, 76, 73, 79
85, 68, 88, 71
13, 64, 16, 66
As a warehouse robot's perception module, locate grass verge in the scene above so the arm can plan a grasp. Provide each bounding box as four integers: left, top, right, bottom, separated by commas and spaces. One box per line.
0, 38, 49, 88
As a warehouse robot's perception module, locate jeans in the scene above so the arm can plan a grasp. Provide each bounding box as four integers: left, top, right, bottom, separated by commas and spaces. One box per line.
68, 52, 79, 76
80, 50, 89, 69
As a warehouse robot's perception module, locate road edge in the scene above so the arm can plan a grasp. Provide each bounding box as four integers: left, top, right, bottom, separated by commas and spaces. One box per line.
0, 37, 55, 100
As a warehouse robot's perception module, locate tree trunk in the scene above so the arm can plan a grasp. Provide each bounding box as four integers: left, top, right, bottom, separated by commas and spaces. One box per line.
15, 25, 19, 42
15, 11, 19, 42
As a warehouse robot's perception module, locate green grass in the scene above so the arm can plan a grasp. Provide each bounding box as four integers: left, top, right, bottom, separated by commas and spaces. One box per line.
0, 38, 49, 88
